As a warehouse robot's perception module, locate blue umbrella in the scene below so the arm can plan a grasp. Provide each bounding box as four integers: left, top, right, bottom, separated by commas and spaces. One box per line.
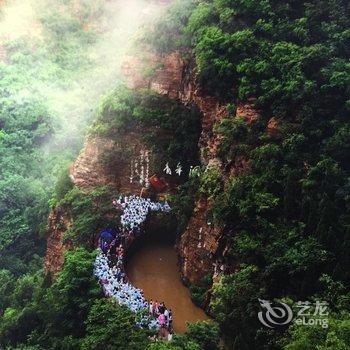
99, 231, 113, 239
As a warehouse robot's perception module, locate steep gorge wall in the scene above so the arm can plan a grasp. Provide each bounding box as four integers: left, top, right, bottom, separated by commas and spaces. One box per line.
70, 133, 151, 193
45, 132, 154, 275
45, 49, 262, 282
123, 51, 260, 284
44, 208, 72, 276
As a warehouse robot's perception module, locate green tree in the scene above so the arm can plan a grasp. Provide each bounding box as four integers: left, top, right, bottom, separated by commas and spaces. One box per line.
82, 300, 150, 350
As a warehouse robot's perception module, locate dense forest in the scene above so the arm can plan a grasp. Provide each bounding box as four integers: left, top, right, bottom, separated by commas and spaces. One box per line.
0, 0, 350, 349
145, 0, 350, 348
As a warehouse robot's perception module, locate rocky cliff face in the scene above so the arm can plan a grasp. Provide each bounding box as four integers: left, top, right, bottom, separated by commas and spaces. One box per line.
123, 52, 229, 166
69, 136, 117, 188
123, 51, 260, 284
43, 1, 179, 276
44, 208, 72, 276
70, 133, 151, 193
45, 48, 260, 281
45, 131, 154, 276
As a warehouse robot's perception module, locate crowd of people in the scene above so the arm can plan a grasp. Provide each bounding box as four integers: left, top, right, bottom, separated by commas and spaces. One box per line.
94, 195, 173, 337
94, 253, 152, 313
113, 195, 171, 230
150, 300, 173, 337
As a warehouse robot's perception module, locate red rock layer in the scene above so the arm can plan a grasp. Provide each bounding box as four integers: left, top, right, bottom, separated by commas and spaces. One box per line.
44, 208, 72, 276
123, 51, 261, 284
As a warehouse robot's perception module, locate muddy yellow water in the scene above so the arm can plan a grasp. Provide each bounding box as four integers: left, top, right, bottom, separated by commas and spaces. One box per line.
126, 242, 209, 333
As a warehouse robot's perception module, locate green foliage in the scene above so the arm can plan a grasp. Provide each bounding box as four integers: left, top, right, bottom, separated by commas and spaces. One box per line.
283, 314, 350, 350
2, 0, 350, 349
82, 300, 150, 350
147, 321, 220, 350
210, 265, 265, 347
169, 178, 200, 236
32, 248, 100, 347
0, 83, 54, 254
0, 233, 44, 277
142, 0, 196, 53
59, 186, 118, 246
180, 0, 350, 107
0, 248, 100, 349
186, 321, 220, 350
0, 247, 221, 350
0, 0, 110, 273
190, 275, 212, 308
189, 284, 208, 308
316, 275, 350, 312
148, 339, 201, 350
199, 167, 223, 200
214, 116, 267, 164
134, 2, 350, 347
93, 87, 202, 174
54, 166, 74, 202
0, 270, 15, 313
0, 176, 48, 250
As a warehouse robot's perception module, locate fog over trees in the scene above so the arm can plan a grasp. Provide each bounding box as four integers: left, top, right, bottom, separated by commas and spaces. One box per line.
0, 1, 349, 349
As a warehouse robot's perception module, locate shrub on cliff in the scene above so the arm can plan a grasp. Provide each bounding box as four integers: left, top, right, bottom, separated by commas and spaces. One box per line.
199, 167, 223, 201
57, 186, 119, 246
53, 165, 74, 203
